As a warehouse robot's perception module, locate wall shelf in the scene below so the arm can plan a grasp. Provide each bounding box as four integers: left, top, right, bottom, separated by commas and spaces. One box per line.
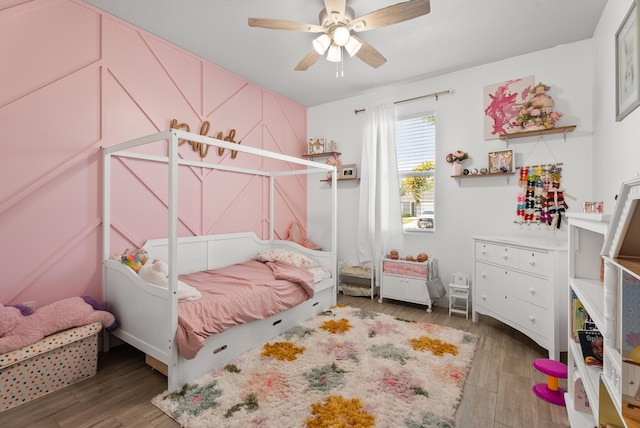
320, 177, 359, 183
451, 172, 515, 179
452, 172, 515, 184
302, 151, 341, 159
499, 125, 576, 143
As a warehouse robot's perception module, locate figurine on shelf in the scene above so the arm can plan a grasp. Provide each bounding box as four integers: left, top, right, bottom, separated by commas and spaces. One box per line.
514, 83, 563, 130
328, 140, 338, 152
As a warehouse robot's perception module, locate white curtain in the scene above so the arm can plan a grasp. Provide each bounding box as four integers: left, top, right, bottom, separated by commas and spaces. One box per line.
357, 104, 403, 267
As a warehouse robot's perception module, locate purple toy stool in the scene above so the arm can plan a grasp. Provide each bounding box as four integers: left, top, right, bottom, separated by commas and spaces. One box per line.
532, 358, 567, 406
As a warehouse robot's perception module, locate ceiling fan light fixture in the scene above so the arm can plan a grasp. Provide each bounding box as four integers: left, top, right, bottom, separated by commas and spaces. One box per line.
327, 44, 342, 62
332, 26, 350, 46
344, 36, 362, 57
312, 34, 331, 54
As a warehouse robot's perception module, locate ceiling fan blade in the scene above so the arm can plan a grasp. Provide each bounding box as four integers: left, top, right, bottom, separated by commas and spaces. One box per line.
248, 18, 323, 33
350, 0, 430, 32
323, 0, 347, 21
352, 35, 386, 68
295, 49, 321, 71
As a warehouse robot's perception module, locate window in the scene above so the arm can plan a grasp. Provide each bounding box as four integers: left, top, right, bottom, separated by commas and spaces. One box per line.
395, 114, 436, 231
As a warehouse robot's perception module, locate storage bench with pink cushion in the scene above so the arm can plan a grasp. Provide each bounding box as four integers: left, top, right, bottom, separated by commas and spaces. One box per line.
0, 322, 102, 411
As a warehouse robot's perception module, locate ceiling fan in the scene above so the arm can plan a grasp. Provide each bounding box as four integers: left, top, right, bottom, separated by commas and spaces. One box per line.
248, 0, 431, 71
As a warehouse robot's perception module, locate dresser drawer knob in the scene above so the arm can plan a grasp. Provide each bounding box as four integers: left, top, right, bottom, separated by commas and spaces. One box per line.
529, 288, 536, 295
502, 254, 508, 260
529, 259, 535, 266
529, 315, 535, 323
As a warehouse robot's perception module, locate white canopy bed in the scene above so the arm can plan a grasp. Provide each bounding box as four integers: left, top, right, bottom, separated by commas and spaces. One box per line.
102, 129, 337, 392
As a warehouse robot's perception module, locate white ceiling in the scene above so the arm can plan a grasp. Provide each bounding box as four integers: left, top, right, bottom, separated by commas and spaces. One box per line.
83, 0, 607, 107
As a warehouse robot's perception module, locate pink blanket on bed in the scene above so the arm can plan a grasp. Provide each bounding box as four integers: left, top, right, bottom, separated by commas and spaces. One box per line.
175, 260, 314, 359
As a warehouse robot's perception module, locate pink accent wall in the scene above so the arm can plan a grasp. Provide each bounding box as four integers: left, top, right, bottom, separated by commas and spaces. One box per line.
0, 1, 308, 306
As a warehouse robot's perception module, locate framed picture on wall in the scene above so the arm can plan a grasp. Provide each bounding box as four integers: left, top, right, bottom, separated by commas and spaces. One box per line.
308, 138, 325, 154
483, 76, 535, 139
488, 149, 514, 173
340, 164, 357, 179
616, 0, 640, 121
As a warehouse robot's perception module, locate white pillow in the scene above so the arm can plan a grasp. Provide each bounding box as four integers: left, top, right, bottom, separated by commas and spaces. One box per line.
254, 248, 319, 269
307, 266, 332, 283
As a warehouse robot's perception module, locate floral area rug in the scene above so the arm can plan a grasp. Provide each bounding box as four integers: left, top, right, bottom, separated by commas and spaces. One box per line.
151, 305, 478, 428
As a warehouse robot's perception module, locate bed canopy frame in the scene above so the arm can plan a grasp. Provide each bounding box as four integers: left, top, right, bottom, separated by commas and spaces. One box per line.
102, 129, 337, 391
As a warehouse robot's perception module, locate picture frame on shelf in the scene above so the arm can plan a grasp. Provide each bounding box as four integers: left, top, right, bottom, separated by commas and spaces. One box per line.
308, 138, 325, 154
340, 164, 357, 179
488, 149, 514, 173
616, 0, 640, 122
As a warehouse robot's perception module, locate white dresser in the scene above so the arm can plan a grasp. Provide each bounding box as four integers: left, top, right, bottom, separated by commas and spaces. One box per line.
472, 236, 568, 360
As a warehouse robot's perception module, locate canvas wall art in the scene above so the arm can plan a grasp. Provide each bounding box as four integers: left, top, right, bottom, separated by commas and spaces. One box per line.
616, 0, 640, 121
483, 76, 535, 140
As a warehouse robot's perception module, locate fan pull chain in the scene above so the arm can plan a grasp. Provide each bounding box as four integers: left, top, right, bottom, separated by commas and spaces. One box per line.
336, 47, 344, 78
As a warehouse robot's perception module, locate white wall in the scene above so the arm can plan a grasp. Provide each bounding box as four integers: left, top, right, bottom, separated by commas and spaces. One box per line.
308, 39, 595, 303
592, 0, 640, 202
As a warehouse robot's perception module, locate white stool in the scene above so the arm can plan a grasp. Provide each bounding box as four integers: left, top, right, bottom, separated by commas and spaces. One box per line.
449, 272, 470, 319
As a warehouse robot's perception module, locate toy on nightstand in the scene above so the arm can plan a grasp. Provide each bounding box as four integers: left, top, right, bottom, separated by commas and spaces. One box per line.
532, 358, 568, 406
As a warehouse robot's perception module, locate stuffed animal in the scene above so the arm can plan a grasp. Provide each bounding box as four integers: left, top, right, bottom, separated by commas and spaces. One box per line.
120, 248, 148, 273
326, 155, 342, 179
139, 260, 202, 302
0, 296, 117, 354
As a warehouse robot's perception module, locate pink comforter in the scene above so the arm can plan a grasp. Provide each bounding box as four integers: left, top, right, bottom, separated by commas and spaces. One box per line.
175, 260, 315, 359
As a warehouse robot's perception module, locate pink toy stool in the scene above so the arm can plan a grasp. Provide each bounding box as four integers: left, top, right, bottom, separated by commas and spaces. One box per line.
532, 358, 567, 406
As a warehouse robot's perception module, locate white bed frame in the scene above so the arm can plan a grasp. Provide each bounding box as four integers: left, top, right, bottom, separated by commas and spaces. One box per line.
102, 130, 337, 392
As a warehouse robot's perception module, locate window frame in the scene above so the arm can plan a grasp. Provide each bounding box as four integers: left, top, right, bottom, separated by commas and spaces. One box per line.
395, 113, 436, 233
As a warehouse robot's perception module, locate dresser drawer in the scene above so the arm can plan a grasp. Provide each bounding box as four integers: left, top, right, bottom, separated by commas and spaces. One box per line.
474, 262, 507, 314
475, 241, 514, 267
503, 296, 551, 339
513, 247, 550, 277
506, 269, 551, 309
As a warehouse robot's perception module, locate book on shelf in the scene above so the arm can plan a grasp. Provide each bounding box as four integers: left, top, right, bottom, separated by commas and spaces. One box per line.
573, 371, 592, 414
578, 329, 604, 367
572, 295, 585, 341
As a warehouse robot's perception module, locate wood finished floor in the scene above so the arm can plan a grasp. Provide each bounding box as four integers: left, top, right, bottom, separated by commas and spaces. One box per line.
0, 295, 570, 427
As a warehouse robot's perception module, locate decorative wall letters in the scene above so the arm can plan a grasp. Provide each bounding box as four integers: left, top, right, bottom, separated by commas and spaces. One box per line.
170, 119, 242, 159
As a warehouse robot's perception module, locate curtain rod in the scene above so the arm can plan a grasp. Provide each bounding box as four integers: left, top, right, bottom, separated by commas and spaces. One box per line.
354, 89, 453, 114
